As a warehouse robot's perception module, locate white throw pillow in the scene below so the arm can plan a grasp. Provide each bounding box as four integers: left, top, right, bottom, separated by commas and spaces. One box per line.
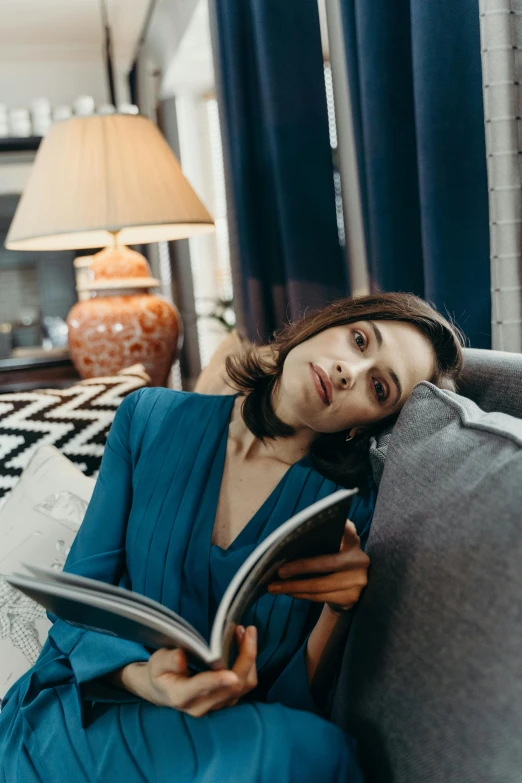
0, 444, 95, 699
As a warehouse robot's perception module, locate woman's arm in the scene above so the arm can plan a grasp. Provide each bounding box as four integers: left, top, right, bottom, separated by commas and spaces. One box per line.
264, 514, 371, 714
305, 603, 346, 682
42, 389, 152, 719
43, 389, 260, 720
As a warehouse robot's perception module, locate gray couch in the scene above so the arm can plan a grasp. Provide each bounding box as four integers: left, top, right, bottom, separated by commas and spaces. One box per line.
331, 348, 522, 782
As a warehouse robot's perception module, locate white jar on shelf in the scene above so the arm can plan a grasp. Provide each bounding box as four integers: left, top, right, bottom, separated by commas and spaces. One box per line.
53, 105, 72, 123
32, 116, 52, 137
117, 103, 139, 115
73, 95, 95, 116
31, 98, 51, 116
9, 108, 32, 137
31, 98, 52, 136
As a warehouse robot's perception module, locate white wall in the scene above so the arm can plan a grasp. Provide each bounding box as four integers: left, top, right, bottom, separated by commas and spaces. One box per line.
0, 57, 132, 112
144, 0, 200, 77
0, 158, 33, 196
0, 59, 107, 111
160, 0, 214, 99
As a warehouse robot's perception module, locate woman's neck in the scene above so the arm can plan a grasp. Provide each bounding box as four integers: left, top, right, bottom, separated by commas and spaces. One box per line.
228, 393, 317, 467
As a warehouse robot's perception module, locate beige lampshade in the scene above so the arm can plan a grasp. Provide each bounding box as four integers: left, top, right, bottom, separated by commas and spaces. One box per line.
5, 113, 215, 251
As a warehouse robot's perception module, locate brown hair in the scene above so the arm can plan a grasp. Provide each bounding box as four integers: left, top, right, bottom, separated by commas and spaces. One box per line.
225, 293, 465, 490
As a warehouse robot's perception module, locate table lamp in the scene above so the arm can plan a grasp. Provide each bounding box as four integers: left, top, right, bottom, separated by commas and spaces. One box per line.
5, 113, 215, 386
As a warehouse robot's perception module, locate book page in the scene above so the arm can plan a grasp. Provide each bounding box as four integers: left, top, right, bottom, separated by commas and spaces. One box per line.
23, 564, 205, 643
4, 573, 216, 666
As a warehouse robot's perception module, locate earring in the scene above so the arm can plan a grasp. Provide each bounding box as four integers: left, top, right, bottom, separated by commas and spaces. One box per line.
345, 432, 354, 442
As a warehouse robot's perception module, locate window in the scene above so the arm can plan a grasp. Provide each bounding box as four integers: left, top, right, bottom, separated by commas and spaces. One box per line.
324, 62, 345, 248
175, 94, 234, 370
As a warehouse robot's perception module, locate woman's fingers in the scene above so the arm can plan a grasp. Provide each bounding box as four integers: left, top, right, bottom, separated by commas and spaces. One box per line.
232, 626, 257, 685
340, 521, 362, 551
147, 648, 238, 709
169, 668, 240, 707
210, 627, 258, 710
277, 529, 368, 579
278, 553, 348, 577
149, 647, 189, 677
146, 626, 259, 716
285, 587, 363, 608
269, 567, 368, 596
342, 519, 358, 540
183, 625, 257, 706
271, 546, 370, 594
183, 626, 258, 715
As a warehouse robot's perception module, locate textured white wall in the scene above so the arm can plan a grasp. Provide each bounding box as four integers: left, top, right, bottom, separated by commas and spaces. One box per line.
0, 58, 109, 111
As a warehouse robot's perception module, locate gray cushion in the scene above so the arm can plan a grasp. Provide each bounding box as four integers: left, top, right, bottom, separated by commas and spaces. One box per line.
368, 427, 394, 487
458, 347, 522, 418
331, 382, 522, 783
368, 347, 522, 488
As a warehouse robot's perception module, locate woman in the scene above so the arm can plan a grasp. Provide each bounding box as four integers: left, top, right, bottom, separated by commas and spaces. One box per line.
0, 294, 463, 783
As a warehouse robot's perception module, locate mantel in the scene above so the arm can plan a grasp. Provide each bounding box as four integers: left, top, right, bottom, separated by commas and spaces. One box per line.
0, 348, 80, 393
0, 137, 42, 154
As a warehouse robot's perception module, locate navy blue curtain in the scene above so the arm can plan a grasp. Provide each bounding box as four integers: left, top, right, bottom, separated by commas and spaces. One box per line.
209, 0, 347, 342
340, 0, 491, 348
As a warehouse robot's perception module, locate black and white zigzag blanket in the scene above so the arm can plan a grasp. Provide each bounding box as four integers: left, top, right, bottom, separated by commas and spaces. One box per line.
0, 365, 150, 499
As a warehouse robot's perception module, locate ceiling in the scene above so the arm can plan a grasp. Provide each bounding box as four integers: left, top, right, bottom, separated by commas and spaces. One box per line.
0, 0, 152, 72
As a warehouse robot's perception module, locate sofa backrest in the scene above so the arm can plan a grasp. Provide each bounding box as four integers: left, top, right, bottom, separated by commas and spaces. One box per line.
458, 347, 522, 417
331, 380, 522, 783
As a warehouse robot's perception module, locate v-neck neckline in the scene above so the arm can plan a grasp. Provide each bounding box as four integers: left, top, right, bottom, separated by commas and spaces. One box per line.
210, 394, 311, 552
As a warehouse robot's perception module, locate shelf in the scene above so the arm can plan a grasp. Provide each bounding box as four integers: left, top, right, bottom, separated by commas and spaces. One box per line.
0, 349, 71, 372
0, 137, 42, 153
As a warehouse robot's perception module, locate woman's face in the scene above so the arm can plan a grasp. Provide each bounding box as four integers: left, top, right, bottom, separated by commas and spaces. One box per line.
278, 320, 436, 434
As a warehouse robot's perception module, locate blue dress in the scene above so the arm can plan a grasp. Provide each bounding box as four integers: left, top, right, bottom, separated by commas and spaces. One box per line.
0, 389, 374, 783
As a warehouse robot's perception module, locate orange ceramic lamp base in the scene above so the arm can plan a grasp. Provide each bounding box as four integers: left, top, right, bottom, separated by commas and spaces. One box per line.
67, 245, 182, 387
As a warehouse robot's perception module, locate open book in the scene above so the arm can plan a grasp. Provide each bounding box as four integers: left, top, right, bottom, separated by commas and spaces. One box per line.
4, 488, 356, 670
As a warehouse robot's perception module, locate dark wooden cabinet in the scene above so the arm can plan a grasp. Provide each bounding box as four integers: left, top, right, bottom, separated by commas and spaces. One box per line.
0, 351, 81, 393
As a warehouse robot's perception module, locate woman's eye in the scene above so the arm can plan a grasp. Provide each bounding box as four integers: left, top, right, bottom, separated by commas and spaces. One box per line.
353, 331, 365, 351
373, 380, 387, 403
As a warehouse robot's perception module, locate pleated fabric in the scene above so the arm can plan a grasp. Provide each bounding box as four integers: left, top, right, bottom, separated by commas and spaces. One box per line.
0, 388, 373, 783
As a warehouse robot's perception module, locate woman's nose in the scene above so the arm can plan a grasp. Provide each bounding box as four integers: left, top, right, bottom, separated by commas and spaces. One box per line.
334, 361, 356, 389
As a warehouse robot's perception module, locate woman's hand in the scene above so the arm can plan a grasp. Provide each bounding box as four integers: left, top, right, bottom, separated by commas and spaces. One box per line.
267, 519, 370, 612
114, 625, 258, 717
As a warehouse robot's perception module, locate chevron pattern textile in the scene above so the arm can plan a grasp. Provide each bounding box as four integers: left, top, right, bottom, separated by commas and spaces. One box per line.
0, 364, 150, 500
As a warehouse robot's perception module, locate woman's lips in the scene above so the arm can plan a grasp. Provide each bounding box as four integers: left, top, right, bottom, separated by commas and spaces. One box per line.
310, 363, 332, 405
